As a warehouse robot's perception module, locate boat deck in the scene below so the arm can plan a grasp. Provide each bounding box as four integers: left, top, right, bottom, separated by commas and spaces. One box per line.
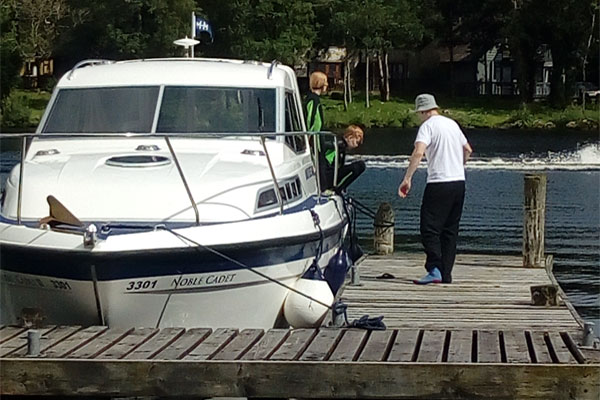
1, 253, 598, 399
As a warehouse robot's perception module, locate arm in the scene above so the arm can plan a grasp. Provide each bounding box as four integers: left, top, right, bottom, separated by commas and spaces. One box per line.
398, 141, 426, 198
463, 142, 473, 164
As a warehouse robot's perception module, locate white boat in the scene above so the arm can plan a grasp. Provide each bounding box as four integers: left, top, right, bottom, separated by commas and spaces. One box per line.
0, 58, 349, 329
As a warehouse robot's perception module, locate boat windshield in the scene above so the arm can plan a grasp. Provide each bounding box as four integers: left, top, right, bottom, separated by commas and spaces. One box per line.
43, 87, 159, 133
157, 87, 276, 133
41, 86, 276, 135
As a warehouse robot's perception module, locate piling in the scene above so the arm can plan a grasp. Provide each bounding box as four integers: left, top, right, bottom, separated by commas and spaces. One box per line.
26, 330, 40, 357
523, 173, 547, 267
373, 202, 394, 255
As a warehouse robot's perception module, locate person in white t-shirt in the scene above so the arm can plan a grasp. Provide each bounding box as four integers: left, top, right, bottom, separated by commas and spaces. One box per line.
398, 94, 473, 284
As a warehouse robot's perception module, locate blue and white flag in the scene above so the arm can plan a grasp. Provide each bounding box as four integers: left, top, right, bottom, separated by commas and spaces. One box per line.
195, 17, 213, 43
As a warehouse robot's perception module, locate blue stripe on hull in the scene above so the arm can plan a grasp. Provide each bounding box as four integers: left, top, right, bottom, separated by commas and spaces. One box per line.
0, 223, 345, 281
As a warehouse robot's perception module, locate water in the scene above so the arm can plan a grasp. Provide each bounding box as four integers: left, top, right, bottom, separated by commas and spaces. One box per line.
1, 130, 599, 324
346, 128, 599, 323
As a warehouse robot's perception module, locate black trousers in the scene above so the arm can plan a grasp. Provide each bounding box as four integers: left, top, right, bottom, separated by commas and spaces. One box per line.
320, 160, 366, 192
420, 180, 465, 283
336, 160, 366, 192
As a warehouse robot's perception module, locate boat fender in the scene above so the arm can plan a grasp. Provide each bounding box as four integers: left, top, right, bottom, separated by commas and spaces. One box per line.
284, 265, 333, 328
323, 248, 351, 296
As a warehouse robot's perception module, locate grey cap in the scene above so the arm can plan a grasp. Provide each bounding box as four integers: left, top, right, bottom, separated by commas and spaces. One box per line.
415, 94, 439, 112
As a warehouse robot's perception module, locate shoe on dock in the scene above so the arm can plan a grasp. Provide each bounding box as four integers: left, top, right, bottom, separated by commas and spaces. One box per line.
413, 267, 442, 285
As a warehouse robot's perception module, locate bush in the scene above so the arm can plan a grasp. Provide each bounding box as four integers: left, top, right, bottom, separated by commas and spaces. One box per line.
0, 92, 33, 129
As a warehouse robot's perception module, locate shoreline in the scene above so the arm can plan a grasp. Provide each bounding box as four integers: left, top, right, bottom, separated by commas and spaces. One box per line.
321, 94, 600, 131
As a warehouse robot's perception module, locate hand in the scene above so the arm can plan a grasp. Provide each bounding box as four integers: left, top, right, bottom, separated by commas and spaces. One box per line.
398, 179, 411, 198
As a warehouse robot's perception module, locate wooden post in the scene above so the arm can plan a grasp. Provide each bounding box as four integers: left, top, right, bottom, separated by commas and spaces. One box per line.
530, 284, 558, 306
523, 174, 546, 267
26, 330, 41, 357
374, 202, 394, 255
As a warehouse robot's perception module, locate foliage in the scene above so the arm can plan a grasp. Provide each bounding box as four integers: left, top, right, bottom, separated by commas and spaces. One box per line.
0, 90, 51, 130
1, 92, 33, 129
0, 3, 22, 101
200, 0, 317, 65
53, 0, 195, 67
6, 0, 71, 60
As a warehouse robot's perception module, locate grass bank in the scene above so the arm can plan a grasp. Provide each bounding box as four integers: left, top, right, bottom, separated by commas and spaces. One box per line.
0, 90, 51, 132
322, 93, 600, 131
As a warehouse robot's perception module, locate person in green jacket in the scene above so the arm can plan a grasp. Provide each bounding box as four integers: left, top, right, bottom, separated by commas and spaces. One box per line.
305, 71, 328, 132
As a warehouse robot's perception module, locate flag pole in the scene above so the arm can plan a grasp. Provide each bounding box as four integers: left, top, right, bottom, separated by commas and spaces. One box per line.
191, 11, 195, 58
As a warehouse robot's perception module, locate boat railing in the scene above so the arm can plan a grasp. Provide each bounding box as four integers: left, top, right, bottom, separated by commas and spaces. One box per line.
0, 131, 339, 226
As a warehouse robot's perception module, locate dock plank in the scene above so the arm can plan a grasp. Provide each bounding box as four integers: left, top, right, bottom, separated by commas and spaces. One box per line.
42, 326, 109, 358
529, 331, 554, 363
299, 328, 342, 361
417, 330, 445, 362
183, 328, 237, 361
152, 328, 211, 360
502, 330, 531, 363
329, 329, 367, 361
358, 330, 394, 361
546, 331, 577, 364
478, 330, 501, 363
96, 327, 158, 359
241, 329, 288, 360
388, 329, 419, 362
212, 329, 263, 360
124, 327, 185, 360
0, 326, 26, 344
67, 328, 133, 359
447, 329, 473, 363
269, 329, 315, 361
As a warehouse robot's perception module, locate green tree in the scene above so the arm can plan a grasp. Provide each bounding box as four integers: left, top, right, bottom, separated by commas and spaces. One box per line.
540, 0, 597, 107
320, 0, 423, 106
200, 0, 317, 66
54, 0, 194, 68
0, 3, 22, 101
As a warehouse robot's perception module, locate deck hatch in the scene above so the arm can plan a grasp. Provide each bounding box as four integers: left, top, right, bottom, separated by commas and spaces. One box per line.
105, 155, 171, 167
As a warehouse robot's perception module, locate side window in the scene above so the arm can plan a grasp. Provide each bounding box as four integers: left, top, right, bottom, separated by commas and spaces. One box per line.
284, 92, 306, 153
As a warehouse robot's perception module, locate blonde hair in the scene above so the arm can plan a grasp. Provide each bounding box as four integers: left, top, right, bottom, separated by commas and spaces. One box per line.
344, 124, 364, 145
309, 71, 328, 91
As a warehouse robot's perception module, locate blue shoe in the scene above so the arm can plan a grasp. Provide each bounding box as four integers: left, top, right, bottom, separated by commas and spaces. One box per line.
413, 267, 442, 285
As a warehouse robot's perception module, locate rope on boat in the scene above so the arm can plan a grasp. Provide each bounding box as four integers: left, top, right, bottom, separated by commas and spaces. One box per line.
159, 226, 334, 310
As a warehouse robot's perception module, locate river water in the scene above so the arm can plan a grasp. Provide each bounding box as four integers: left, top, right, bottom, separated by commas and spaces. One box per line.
1, 129, 599, 325
347, 128, 599, 324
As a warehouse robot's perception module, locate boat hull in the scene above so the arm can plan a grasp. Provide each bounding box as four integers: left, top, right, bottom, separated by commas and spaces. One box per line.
0, 205, 346, 329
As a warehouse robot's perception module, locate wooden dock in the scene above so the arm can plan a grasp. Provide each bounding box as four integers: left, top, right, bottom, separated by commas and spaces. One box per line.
342, 253, 582, 331
1, 253, 599, 399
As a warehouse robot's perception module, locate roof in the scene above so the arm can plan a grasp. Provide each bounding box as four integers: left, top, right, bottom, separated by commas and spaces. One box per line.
439, 44, 473, 63
57, 58, 296, 89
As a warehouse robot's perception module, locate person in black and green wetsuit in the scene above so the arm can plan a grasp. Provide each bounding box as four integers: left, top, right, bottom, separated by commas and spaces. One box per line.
305, 71, 328, 132
321, 124, 366, 193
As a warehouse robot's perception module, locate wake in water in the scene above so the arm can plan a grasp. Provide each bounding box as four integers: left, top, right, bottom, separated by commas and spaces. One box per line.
354, 143, 600, 171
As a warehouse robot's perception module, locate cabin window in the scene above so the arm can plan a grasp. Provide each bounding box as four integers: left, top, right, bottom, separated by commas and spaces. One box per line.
255, 176, 303, 212
43, 87, 159, 133
284, 92, 306, 153
157, 87, 276, 133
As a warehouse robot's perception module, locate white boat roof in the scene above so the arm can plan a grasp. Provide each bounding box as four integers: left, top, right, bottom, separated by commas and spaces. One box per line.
57, 58, 296, 89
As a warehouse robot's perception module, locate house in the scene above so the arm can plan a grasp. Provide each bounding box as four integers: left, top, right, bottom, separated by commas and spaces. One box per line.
20, 58, 54, 89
